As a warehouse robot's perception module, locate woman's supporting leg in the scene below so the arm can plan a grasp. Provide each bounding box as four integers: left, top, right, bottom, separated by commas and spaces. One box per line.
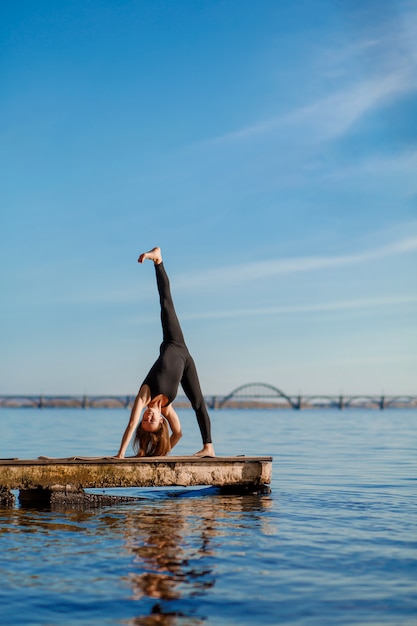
181, 356, 213, 445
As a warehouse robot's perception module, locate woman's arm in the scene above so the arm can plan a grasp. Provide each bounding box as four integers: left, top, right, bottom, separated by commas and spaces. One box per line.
162, 404, 183, 451
115, 386, 149, 458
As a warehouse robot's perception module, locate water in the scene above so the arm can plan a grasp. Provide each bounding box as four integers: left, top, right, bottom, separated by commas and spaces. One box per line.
1, 408, 416, 625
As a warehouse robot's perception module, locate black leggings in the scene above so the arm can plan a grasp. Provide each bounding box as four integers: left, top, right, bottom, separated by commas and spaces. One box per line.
143, 262, 212, 445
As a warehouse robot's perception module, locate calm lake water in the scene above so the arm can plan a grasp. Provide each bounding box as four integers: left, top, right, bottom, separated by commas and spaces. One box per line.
1, 407, 416, 626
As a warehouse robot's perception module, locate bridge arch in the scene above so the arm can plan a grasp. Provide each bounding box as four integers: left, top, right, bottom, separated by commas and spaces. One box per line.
344, 395, 384, 409
218, 383, 297, 409
0, 395, 40, 408
384, 395, 417, 408
302, 395, 342, 409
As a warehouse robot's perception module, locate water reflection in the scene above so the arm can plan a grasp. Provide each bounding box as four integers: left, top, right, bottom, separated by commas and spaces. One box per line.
0, 490, 272, 625
122, 492, 272, 625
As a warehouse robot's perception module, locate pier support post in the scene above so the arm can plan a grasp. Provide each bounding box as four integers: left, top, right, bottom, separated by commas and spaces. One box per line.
18, 485, 139, 508
0, 487, 15, 506
19, 485, 84, 507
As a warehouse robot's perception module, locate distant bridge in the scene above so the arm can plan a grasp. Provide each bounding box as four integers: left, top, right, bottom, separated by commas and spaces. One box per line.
209, 383, 417, 410
0, 395, 134, 409
0, 384, 416, 410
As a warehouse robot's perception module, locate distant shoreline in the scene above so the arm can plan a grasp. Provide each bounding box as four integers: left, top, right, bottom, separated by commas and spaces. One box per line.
1, 394, 416, 410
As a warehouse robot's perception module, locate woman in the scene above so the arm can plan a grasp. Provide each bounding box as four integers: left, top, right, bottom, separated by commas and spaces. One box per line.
115, 247, 215, 458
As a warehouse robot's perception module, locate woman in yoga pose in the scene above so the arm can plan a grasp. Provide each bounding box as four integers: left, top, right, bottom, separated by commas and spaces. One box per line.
116, 247, 215, 458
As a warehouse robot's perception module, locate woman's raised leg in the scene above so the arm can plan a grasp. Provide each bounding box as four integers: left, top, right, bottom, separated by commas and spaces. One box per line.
139, 247, 185, 345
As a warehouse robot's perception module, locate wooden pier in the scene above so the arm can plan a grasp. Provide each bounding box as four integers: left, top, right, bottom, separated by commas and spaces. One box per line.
0, 456, 272, 506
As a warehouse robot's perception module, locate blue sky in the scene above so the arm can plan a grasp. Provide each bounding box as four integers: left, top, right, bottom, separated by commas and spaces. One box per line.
1, 0, 416, 397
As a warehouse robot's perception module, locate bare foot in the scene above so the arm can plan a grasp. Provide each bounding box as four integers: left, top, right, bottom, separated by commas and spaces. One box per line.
138, 247, 162, 264
193, 443, 215, 457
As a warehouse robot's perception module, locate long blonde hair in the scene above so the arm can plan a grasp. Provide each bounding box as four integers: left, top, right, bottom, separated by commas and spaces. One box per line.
133, 418, 171, 457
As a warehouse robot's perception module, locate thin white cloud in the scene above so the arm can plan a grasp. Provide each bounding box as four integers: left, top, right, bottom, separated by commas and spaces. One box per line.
181, 295, 417, 321
205, 10, 417, 149
175, 235, 417, 290
289, 72, 413, 141
208, 70, 414, 146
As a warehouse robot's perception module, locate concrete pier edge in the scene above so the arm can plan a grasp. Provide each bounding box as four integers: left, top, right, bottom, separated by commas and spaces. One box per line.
0, 456, 273, 507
